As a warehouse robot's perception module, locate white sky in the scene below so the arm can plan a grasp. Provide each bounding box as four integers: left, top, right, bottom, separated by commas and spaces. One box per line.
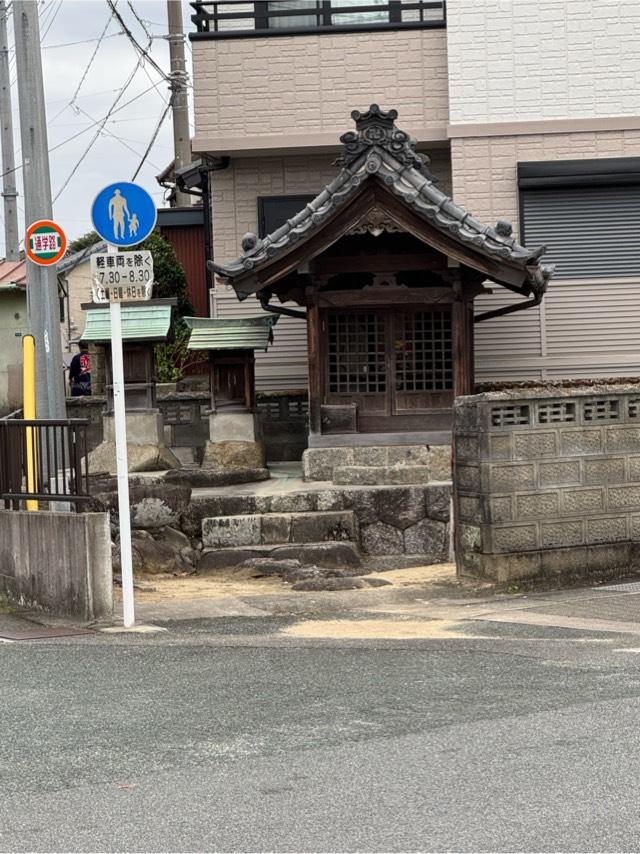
1, 0, 195, 256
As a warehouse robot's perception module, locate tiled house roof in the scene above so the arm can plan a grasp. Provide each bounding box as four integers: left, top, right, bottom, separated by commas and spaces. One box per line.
210, 105, 553, 299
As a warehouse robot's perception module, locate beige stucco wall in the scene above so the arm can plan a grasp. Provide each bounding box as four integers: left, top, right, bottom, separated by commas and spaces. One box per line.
212, 148, 452, 391
450, 129, 640, 381
0, 290, 28, 415
192, 28, 449, 154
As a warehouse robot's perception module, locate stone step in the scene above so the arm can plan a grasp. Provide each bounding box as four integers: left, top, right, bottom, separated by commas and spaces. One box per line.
303, 445, 451, 481
333, 465, 434, 486
201, 510, 357, 548
197, 541, 362, 573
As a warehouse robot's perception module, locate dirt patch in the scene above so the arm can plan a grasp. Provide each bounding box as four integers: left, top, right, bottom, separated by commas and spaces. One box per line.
117, 569, 288, 602
282, 617, 491, 640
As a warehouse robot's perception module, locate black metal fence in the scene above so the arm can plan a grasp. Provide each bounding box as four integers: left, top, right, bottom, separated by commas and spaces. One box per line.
0, 419, 91, 511
191, 1, 446, 36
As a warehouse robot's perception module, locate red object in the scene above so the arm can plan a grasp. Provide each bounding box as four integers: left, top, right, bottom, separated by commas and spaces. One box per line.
25, 219, 67, 266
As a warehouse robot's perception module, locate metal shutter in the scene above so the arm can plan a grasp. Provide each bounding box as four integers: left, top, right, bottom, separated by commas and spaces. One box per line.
522, 185, 640, 279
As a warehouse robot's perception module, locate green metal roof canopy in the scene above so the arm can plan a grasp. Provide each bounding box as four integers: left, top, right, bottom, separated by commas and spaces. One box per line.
80, 304, 173, 343
184, 315, 278, 352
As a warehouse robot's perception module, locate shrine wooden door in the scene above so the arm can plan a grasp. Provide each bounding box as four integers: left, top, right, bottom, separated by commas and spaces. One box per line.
324, 306, 454, 432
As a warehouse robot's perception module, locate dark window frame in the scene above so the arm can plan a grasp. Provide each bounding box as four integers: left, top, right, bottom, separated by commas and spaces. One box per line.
257, 194, 316, 238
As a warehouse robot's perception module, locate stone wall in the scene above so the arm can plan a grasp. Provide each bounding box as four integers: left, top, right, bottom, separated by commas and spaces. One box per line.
0, 510, 112, 620
66, 391, 309, 464
454, 385, 640, 583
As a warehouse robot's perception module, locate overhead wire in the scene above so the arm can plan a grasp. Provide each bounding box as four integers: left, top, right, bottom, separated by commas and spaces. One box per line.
0, 78, 161, 182
69, 9, 116, 110
105, 0, 168, 81
131, 98, 172, 180
53, 55, 147, 201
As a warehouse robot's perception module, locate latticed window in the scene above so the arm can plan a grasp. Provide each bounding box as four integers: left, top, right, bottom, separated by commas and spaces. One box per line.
395, 311, 452, 391
328, 313, 387, 394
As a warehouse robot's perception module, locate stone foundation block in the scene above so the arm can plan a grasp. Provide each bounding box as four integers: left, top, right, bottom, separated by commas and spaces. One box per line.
209, 411, 259, 443
269, 492, 316, 513
404, 519, 447, 556
427, 446, 452, 480
302, 448, 353, 481
376, 486, 426, 530
89, 442, 180, 475
202, 515, 262, 548
261, 514, 292, 545
202, 440, 266, 470
427, 484, 451, 522
360, 522, 404, 555
333, 466, 380, 486
289, 511, 356, 544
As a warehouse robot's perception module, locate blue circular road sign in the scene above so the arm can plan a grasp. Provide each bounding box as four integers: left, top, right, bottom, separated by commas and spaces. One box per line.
91, 181, 157, 248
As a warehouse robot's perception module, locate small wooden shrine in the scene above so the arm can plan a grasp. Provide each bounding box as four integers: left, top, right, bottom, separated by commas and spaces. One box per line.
210, 105, 553, 446
184, 315, 278, 470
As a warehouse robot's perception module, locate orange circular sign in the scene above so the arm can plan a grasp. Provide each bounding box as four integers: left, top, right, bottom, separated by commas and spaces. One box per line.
25, 219, 67, 266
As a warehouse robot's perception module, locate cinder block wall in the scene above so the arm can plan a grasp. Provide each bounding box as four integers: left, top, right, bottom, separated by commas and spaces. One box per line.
454, 386, 640, 583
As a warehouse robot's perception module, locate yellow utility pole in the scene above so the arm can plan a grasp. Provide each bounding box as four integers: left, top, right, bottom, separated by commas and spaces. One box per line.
22, 334, 37, 510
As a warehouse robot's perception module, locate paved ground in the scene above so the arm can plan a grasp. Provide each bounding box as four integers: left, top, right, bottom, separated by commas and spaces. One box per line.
5, 573, 640, 851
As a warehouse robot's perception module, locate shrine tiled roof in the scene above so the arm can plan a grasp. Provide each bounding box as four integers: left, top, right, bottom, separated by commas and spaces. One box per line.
210, 105, 553, 299
183, 315, 277, 351
81, 304, 173, 343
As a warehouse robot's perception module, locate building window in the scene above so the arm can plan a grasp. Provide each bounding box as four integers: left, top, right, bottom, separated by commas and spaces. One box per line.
257, 195, 315, 237
268, 1, 319, 29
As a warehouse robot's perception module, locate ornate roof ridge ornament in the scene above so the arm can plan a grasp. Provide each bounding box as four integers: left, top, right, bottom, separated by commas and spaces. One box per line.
336, 103, 432, 175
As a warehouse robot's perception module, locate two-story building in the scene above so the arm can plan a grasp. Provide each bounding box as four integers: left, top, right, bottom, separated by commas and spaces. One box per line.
189, 0, 640, 398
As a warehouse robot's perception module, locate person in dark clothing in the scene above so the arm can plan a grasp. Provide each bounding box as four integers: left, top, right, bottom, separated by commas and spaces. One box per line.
69, 341, 92, 396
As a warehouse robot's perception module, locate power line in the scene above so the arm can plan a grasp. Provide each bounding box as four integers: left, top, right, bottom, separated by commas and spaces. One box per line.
131, 98, 171, 180
126, 0, 152, 41
75, 104, 162, 170
69, 9, 115, 108
43, 31, 122, 50
0, 78, 161, 181
105, 0, 168, 81
53, 56, 146, 201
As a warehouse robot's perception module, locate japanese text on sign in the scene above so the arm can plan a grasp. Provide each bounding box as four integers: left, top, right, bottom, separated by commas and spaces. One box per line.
90, 250, 154, 303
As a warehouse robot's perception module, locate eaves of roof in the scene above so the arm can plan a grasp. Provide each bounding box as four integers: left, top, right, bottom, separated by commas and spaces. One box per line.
183, 315, 278, 351
80, 304, 172, 343
210, 106, 553, 300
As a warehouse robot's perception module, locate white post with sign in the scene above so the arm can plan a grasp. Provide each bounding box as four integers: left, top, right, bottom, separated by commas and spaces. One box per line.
92, 248, 155, 629
110, 293, 135, 628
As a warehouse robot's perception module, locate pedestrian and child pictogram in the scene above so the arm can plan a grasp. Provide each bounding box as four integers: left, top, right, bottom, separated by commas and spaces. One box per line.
25, 219, 67, 266
91, 181, 157, 247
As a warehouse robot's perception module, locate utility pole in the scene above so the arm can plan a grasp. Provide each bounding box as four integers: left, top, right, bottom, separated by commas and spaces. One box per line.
166, 0, 191, 207
13, 0, 65, 419
0, 0, 19, 261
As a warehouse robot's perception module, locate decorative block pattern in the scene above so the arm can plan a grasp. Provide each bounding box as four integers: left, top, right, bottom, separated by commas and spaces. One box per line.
454, 388, 640, 582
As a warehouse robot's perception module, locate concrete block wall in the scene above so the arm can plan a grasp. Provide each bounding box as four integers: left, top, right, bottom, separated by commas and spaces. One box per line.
454, 386, 640, 583
0, 510, 112, 620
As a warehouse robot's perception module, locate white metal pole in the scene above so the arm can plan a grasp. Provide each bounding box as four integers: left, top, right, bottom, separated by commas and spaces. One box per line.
110, 299, 135, 628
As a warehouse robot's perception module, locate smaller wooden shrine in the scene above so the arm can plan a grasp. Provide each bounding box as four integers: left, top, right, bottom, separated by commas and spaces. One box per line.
80, 299, 180, 473
184, 315, 278, 470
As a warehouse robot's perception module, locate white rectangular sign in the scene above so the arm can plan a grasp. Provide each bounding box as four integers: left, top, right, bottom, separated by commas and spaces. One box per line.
90, 249, 154, 303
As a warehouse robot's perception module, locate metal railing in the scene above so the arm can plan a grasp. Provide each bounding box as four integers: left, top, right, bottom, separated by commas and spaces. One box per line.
191, 1, 446, 36
0, 419, 91, 511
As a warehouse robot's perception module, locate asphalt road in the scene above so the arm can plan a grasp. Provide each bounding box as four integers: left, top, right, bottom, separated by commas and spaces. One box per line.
4, 613, 640, 852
